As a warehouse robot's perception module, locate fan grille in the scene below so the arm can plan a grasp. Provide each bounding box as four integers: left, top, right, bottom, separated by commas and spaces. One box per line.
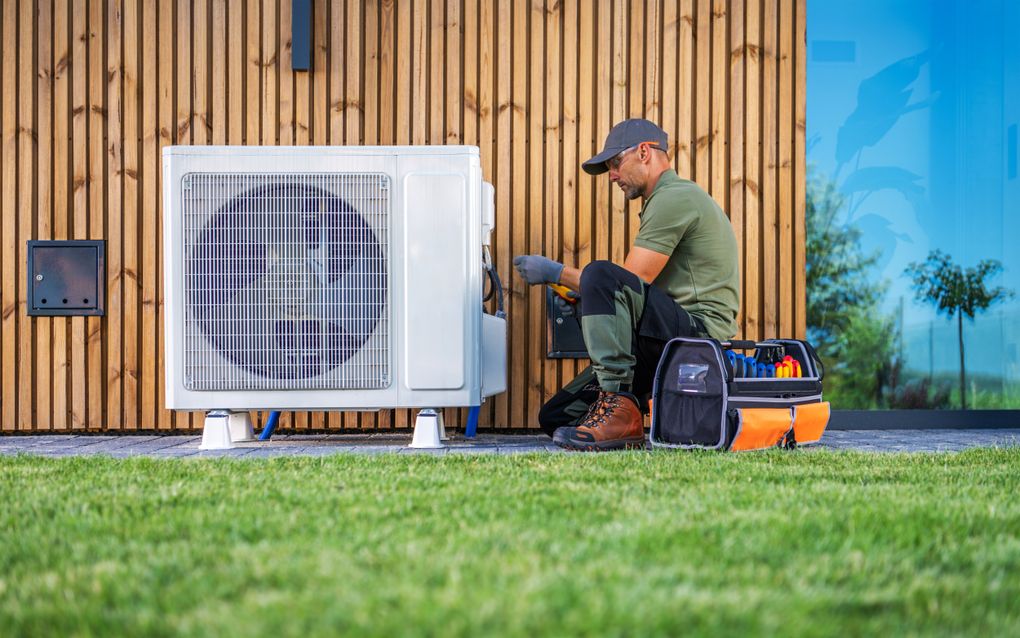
182, 173, 390, 391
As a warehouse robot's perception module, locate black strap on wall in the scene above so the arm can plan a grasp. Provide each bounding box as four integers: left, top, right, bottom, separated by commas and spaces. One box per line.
292, 0, 311, 71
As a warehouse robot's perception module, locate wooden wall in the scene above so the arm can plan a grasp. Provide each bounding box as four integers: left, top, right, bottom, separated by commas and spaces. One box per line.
0, 0, 806, 432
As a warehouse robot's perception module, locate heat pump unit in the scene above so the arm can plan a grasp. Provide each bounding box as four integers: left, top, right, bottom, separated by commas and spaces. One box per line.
162, 146, 507, 418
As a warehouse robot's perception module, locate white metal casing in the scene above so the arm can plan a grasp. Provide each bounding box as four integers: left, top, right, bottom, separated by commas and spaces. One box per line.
162, 145, 506, 410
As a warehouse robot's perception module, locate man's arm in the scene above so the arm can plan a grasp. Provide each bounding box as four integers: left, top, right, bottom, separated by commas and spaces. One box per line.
623, 246, 670, 284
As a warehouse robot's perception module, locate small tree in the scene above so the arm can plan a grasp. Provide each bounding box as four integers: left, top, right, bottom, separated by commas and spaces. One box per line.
905, 251, 1013, 409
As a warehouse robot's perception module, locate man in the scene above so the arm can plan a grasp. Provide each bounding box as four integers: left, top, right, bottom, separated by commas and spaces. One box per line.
513, 118, 740, 451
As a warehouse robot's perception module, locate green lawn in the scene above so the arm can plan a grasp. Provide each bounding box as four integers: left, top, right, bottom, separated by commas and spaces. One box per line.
2, 450, 1019, 637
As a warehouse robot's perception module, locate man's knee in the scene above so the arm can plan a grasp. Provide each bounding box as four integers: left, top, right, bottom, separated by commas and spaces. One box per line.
580, 260, 640, 316
580, 260, 627, 293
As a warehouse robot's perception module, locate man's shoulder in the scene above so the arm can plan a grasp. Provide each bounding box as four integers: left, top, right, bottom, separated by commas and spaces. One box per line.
644, 177, 713, 219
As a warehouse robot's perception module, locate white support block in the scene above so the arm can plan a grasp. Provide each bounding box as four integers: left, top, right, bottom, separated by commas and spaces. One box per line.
200, 410, 255, 450
410, 409, 446, 449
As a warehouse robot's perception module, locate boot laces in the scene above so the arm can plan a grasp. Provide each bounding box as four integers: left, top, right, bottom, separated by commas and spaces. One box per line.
581, 392, 621, 428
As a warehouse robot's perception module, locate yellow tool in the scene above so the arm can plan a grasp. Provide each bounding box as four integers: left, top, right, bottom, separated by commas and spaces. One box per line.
548, 283, 579, 304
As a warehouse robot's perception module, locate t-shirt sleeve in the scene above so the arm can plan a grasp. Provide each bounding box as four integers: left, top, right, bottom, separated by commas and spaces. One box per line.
633, 193, 699, 256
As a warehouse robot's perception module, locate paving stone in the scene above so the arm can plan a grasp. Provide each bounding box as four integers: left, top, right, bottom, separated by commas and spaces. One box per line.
3, 429, 1020, 457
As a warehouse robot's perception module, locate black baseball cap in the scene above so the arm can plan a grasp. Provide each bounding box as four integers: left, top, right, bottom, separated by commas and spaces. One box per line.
582, 118, 669, 175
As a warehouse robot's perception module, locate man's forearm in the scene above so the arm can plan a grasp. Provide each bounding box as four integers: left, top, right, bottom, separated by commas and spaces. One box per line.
559, 265, 582, 291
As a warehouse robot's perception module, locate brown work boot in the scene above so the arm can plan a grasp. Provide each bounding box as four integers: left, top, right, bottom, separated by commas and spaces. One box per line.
552, 391, 646, 451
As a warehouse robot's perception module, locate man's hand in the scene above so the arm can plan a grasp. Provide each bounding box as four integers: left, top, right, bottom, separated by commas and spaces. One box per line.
512, 255, 565, 285
553, 290, 581, 317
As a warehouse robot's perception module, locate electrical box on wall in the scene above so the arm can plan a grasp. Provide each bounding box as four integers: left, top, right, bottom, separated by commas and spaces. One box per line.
26, 240, 105, 317
546, 287, 588, 359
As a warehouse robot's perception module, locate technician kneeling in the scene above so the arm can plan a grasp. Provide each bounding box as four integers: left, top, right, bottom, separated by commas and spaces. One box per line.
513, 119, 740, 451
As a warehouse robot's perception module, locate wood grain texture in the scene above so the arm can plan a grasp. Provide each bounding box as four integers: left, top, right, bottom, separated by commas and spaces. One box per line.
1, 0, 806, 432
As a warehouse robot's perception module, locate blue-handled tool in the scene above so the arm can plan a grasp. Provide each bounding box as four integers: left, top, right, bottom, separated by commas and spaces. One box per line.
745, 357, 758, 378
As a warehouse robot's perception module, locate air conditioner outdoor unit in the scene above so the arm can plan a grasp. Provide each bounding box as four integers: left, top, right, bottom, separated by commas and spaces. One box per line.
162, 146, 507, 443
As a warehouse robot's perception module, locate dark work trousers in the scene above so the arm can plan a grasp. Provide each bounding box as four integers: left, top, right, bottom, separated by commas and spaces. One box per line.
537, 261, 705, 437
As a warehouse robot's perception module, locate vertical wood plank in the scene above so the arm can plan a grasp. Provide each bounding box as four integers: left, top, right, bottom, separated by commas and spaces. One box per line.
19, 0, 36, 430
86, 0, 105, 430
36, 0, 54, 430
594, 0, 610, 263
379, 0, 395, 147
228, 0, 244, 145
106, 0, 123, 429
577, 0, 593, 274
794, 0, 806, 339
246, 0, 260, 145
778, 0, 793, 338
428, 0, 443, 145
329, 0, 344, 148
728, 0, 744, 337
745, 0, 761, 341
543, 0, 561, 418
52, 0, 70, 429
70, 0, 87, 430
346, 0, 362, 144
279, 0, 294, 147
509, 0, 526, 429
1, 0, 16, 431
710, 0, 727, 207
212, 0, 226, 144
412, 0, 426, 145
122, 0, 140, 428
493, 0, 511, 429
609, 0, 625, 266
662, 0, 677, 167
140, 0, 158, 429
575, 0, 594, 384
444, 0, 459, 145
694, 0, 710, 190
560, 0, 578, 386
463, 0, 477, 148
762, 0, 777, 339
678, 0, 694, 179
363, 0, 378, 145
157, 0, 174, 429
261, 0, 277, 145
526, 0, 543, 428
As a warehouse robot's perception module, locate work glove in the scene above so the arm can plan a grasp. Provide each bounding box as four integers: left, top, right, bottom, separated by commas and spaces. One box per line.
553, 290, 581, 317
512, 255, 565, 285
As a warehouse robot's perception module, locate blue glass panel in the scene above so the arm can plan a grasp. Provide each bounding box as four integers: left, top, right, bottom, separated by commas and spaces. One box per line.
807, 0, 1020, 409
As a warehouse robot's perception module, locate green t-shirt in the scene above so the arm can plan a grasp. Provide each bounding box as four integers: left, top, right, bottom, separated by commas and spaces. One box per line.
633, 170, 740, 340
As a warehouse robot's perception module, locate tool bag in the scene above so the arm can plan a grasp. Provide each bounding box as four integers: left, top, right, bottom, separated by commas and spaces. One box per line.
649, 338, 830, 451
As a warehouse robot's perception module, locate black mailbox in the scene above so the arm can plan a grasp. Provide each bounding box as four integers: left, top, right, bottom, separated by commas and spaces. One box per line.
27, 240, 105, 317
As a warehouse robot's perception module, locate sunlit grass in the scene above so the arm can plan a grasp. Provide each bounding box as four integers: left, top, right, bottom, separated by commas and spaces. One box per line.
2, 450, 1019, 637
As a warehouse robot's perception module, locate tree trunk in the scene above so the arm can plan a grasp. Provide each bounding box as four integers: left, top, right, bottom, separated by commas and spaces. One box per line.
958, 311, 967, 410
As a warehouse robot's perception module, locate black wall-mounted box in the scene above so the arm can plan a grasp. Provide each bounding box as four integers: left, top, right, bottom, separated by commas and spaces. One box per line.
26, 240, 105, 317
546, 287, 589, 359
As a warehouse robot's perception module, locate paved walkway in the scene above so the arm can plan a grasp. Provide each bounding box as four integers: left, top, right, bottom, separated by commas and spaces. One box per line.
1, 429, 1019, 458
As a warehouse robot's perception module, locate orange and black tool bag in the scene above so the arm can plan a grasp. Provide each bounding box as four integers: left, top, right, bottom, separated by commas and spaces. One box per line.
649, 338, 830, 451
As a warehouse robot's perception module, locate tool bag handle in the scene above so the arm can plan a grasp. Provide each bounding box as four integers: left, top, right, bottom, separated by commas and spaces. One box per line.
720, 340, 784, 351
